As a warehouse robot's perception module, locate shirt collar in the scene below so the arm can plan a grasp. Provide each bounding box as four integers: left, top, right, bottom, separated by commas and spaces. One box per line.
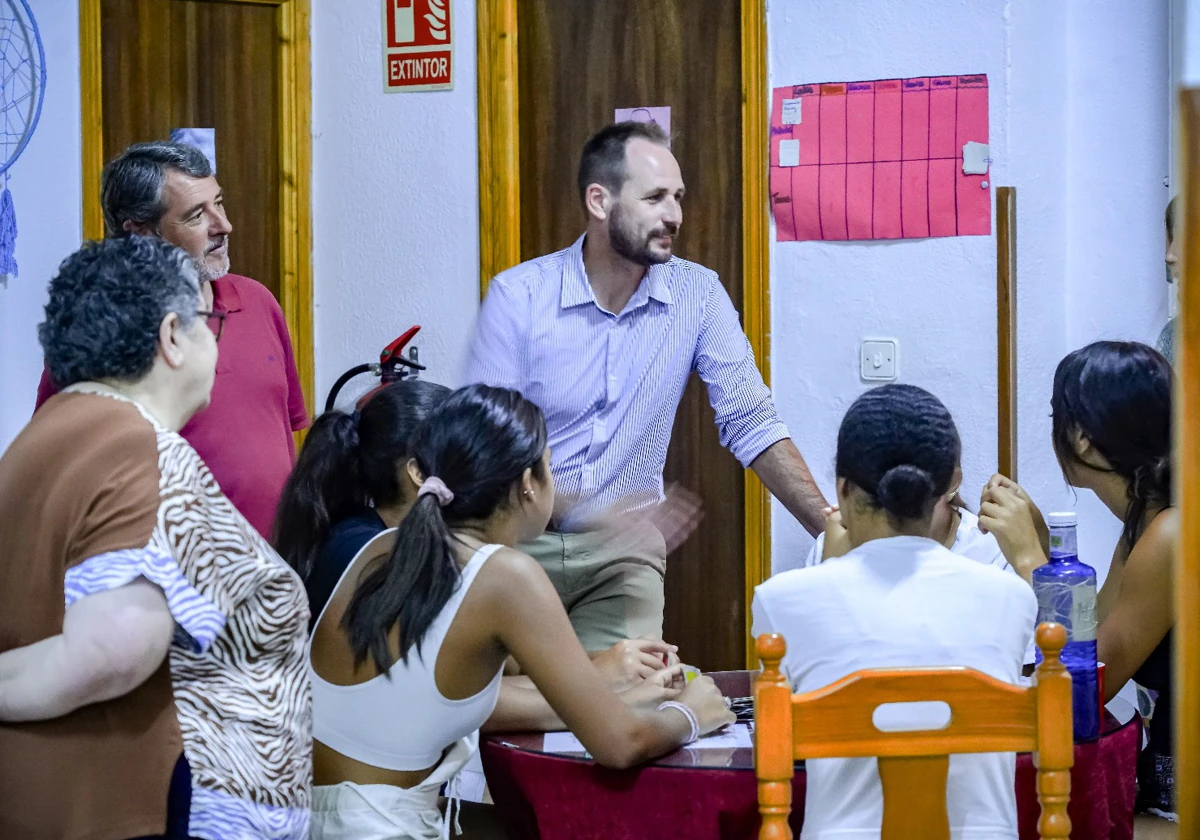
560, 234, 675, 313
210, 274, 243, 313
853, 535, 945, 557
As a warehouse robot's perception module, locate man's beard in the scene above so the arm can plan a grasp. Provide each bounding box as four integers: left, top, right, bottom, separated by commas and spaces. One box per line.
196, 246, 230, 283
609, 203, 675, 267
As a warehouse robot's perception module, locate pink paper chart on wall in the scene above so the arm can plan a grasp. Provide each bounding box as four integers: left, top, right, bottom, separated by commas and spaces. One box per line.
769, 74, 990, 242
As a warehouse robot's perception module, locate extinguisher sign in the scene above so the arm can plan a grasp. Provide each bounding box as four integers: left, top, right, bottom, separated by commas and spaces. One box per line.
382, 0, 453, 93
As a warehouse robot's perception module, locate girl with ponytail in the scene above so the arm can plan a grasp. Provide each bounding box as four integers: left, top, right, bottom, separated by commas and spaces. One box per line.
754, 383, 1037, 839
307, 385, 733, 839
273, 379, 452, 620
980, 341, 1177, 826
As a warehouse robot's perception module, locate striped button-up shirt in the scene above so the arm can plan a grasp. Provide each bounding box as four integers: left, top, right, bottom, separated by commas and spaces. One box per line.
464, 235, 790, 531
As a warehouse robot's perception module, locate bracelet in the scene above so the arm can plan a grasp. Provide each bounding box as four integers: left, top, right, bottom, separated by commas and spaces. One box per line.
658, 700, 699, 744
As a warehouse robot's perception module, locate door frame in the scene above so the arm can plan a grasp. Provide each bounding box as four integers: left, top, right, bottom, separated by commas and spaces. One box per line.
476, 0, 773, 667
1177, 85, 1199, 840
78, 0, 315, 418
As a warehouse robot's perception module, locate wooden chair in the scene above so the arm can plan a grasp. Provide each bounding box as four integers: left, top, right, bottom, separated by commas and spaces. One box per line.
754, 623, 1074, 840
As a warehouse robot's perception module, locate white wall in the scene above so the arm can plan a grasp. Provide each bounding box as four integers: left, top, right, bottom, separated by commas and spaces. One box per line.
311, 0, 479, 408
768, 0, 1169, 578
4, 2, 1173, 583
1064, 0, 1171, 570
1184, 0, 1200, 84
0, 0, 82, 452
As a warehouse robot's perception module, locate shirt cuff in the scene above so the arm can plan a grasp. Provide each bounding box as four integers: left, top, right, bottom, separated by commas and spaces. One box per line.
730, 421, 792, 469
65, 546, 227, 654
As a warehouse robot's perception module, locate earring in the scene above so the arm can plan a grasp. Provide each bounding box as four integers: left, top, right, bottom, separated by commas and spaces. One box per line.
524, 489, 533, 499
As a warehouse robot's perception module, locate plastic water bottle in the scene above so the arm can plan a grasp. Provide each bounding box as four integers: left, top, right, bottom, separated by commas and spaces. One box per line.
1032, 512, 1100, 741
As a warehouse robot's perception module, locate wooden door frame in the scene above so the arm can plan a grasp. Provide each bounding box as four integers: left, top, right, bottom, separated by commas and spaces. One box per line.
1177, 85, 1199, 840
477, 0, 772, 667
78, 0, 315, 418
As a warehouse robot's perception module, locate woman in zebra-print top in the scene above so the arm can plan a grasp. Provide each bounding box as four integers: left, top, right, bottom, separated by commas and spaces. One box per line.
0, 237, 311, 840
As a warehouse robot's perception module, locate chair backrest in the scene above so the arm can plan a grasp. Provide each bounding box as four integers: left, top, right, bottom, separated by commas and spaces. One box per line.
754, 623, 1074, 840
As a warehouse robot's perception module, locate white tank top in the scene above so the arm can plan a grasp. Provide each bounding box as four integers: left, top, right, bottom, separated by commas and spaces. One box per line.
310, 536, 505, 771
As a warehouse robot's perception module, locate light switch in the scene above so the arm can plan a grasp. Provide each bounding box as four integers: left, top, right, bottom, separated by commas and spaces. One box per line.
860, 339, 898, 382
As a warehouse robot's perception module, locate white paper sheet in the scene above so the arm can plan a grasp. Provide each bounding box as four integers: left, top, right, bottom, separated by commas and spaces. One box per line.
779, 139, 800, 167
541, 724, 752, 755
781, 97, 802, 125
542, 731, 589, 754
962, 140, 990, 175
684, 723, 753, 750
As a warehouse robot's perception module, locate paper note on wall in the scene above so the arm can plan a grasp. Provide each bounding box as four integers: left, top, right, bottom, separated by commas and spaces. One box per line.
171, 128, 216, 173
769, 74, 990, 242
615, 106, 671, 145
778, 139, 800, 167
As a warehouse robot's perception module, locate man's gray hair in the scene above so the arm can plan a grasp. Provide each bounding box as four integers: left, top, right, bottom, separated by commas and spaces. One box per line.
100, 141, 213, 238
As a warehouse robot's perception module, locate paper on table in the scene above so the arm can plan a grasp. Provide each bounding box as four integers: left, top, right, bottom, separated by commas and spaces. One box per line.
541, 724, 753, 755
769, 74, 990, 242
683, 723, 753, 751
543, 731, 589, 754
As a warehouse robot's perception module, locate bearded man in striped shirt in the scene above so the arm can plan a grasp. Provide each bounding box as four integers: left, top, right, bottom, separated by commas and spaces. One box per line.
464, 122, 827, 652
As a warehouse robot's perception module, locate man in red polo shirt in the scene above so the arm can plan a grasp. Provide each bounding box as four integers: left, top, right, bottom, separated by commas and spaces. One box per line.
35, 142, 309, 538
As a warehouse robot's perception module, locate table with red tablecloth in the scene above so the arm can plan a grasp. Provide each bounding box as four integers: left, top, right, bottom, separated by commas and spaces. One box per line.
481, 671, 1141, 840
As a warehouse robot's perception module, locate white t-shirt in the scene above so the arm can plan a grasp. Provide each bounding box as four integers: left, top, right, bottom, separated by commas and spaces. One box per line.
753, 536, 1037, 840
799, 511, 1035, 664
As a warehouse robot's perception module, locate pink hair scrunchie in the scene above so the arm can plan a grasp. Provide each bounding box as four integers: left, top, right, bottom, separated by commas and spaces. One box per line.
417, 476, 455, 507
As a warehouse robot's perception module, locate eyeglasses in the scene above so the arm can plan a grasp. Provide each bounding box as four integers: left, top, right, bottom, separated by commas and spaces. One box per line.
197, 309, 227, 342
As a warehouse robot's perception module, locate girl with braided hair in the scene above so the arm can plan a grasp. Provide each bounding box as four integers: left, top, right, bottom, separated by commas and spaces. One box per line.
754, 383, 1036, 840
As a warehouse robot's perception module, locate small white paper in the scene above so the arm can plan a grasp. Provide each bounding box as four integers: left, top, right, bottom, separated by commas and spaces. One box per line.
683, 723, 754, 751
779, 139, 801, 167
781, 98, 802, 125
962, 141, 990, 175
543, 731, 588, 754
171, 128, 217, 173
542, 723, 754, 755
615, 106, 672, 146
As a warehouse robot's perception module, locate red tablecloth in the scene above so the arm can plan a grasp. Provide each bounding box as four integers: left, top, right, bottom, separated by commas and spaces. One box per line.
482, 699, 1140, 840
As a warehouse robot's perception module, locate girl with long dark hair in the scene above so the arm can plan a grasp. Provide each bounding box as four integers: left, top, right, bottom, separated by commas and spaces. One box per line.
980, 341, 1177, 833
273, 379, 453, 619
276, 379, 684, 691
306, 384, 732, 838
754, 384, 1036, 839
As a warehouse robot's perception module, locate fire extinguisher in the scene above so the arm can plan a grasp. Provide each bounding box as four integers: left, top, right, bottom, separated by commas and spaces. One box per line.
323, 325, 427, 413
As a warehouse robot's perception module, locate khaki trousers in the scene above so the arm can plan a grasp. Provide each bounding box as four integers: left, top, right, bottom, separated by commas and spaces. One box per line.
520, 524, 667, 651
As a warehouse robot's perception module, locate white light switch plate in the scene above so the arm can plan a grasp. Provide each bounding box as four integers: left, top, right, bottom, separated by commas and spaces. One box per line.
860, 339, 898, 382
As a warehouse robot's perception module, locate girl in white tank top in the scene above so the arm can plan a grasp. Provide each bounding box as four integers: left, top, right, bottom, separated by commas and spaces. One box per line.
307, 385, 734, 839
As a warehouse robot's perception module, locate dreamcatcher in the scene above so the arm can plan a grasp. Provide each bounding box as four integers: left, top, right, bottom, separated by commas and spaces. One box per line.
0, 0, 45, 287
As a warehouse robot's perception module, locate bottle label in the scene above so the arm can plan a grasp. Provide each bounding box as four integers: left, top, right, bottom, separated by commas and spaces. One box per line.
1071, 587, 1097, 642
1035, 580, 1097, 642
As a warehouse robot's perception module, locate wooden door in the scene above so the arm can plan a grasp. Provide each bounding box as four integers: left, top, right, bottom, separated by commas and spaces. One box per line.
98, 0, 280, 297
516, 1, 748, 670
80, 0, 313, 410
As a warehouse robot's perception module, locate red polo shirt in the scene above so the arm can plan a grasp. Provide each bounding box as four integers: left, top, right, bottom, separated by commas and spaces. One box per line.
35, 273, 309, 538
